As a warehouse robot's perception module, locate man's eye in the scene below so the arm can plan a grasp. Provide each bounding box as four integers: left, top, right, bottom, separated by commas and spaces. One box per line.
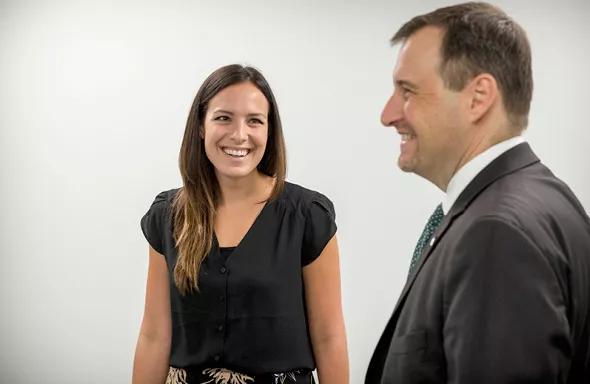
402, 88, 412, 99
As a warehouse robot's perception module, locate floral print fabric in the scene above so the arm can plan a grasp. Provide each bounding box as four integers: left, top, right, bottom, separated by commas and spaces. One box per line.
166, 366, 313, 384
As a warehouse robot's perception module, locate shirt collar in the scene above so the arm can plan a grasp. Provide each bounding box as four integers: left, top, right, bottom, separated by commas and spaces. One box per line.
442, 136, 526, 214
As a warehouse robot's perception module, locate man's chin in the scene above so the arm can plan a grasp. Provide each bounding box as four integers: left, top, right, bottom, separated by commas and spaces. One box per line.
397, 158, 416, 173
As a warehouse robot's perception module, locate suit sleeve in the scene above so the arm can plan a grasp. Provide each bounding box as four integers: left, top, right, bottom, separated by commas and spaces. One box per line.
443, 217, 571, 384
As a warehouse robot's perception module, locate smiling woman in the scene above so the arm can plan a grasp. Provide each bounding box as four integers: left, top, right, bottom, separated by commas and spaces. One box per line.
132, 64, 349, 384
203, 81, 270, 181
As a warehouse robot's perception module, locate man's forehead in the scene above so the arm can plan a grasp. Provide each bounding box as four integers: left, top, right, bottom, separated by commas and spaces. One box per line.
393, 26, 444, 82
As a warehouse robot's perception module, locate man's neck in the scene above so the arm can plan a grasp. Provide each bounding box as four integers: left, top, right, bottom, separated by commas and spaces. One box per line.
438, 125, 516, 191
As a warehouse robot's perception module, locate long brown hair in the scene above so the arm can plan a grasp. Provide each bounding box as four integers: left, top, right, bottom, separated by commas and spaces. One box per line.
171, 64, 286, 295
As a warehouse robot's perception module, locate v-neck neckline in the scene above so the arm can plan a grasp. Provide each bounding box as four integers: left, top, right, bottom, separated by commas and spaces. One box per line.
212, 199, 271, 261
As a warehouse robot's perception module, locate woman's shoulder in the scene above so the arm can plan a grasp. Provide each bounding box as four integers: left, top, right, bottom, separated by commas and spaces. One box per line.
282, 182, 334, 215
283, 181, 329, 202
140, 188, 181, 254
284, 182, 337, 264
147, 187, 181, 211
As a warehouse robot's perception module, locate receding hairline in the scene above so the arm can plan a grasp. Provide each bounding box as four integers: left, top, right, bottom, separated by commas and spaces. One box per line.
390, 2, 506, 44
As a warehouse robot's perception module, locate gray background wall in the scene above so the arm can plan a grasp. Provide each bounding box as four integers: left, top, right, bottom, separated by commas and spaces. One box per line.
1, 0, 588, 382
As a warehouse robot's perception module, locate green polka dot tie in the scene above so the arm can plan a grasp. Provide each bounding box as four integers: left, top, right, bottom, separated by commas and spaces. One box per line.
408, 204, 444, 275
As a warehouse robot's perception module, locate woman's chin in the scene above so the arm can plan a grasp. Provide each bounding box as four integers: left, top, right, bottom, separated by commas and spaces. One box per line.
215, 166, 258, 181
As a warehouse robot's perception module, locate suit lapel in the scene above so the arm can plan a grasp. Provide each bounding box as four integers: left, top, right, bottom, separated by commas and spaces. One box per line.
389, 143, 540, 318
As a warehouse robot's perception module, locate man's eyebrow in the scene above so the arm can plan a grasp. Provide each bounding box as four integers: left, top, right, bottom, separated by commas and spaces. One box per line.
395, 79, 419, 90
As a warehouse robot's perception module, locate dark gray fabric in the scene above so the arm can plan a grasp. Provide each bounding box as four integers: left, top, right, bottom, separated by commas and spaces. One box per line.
366, 143, 590, 383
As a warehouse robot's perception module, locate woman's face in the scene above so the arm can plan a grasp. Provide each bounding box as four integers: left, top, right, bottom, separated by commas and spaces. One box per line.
202, 81, 270, 181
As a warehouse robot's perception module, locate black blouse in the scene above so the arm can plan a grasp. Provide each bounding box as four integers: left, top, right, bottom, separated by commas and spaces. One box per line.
140, 182, 337, 374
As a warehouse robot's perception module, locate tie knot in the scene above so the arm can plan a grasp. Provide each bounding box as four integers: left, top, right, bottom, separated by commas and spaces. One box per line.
427, 204, 444, 229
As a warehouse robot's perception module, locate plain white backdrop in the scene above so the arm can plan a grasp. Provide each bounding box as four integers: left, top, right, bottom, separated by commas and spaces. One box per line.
1, 0, 589, 382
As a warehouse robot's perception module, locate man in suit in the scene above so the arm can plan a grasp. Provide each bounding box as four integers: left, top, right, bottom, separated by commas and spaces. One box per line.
366, 3, 590, 383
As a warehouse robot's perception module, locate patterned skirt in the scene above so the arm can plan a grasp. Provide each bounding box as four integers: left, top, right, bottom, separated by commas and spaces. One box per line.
166, 366, 315, 384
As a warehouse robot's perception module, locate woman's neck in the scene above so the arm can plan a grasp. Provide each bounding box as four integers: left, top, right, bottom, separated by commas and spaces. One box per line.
216, 171, 272, 206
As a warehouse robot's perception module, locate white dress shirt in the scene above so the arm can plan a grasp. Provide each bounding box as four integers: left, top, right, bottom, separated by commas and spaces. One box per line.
442, 136, 526, 215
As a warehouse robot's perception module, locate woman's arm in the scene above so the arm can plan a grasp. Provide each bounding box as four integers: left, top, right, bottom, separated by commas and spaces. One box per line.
303, 235, 349, 384
132, 246, 172, 384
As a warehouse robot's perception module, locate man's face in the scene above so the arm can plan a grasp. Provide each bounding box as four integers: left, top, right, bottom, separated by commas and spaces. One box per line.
382, 26, 469, 187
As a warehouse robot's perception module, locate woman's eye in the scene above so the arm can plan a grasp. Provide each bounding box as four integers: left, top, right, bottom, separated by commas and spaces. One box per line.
249, 118, 263, 125
214, 115, 230, 122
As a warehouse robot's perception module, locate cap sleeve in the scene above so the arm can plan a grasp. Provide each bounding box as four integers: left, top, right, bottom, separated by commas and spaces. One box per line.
140, 191, 171, 255
301, 193, 337, 266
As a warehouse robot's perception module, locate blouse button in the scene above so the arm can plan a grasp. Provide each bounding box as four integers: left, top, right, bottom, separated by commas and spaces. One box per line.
219, 266, 227, 274
217, 324, 224, 332
219, 295, 225, 302
213, 354, 221, 362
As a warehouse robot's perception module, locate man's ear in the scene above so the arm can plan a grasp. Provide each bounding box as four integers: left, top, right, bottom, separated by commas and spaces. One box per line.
466, 73, 498, 123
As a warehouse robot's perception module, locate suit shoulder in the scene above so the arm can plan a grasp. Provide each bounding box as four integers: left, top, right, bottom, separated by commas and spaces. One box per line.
470, 164, 585, 225
459, 166, 590, 264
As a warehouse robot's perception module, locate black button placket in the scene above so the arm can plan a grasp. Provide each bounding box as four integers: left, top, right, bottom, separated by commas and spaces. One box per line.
219, 260, 229, 357
213, 243, 229, 365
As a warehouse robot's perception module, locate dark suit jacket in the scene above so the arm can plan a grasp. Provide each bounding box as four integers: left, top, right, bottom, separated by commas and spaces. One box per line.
366, 143, 590, 383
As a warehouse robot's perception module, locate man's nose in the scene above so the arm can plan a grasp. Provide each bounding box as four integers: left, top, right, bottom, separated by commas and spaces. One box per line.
381, 93, 402, 128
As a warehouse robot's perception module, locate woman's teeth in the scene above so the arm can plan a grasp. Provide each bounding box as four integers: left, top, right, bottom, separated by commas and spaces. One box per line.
222, 147, 250, 157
